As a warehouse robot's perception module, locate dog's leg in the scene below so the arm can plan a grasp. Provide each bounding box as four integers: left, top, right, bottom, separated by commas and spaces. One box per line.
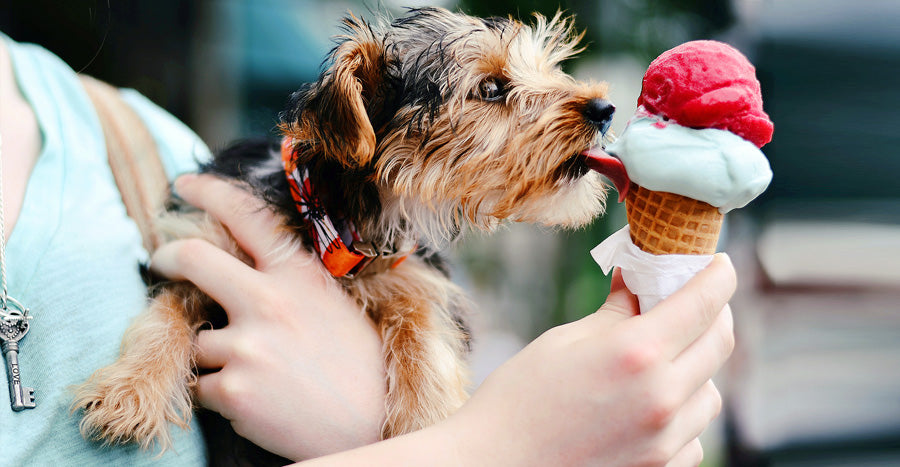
71, 283, 209, 452
368, 265, 470, 438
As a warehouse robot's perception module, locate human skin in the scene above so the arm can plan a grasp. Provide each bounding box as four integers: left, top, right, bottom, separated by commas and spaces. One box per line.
0, 40, 43, 241
152, 174, 736, 466
152, 174, 387, 459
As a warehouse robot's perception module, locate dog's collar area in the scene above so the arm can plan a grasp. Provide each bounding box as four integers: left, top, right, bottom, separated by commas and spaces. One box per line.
281, 137, 411, 278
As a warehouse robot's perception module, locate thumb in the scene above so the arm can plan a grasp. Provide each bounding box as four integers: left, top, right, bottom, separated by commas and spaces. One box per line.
596, 268, 640, 319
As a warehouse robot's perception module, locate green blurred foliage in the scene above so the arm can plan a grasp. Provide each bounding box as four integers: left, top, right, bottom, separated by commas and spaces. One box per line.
458, 0, 734, 62
547, 202, 627, 330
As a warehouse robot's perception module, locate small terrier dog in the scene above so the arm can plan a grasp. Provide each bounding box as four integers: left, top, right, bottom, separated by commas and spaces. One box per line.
73, 6, 615, 453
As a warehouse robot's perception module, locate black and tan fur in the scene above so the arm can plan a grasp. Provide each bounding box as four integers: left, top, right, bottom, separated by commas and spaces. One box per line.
72, 7, 616, 456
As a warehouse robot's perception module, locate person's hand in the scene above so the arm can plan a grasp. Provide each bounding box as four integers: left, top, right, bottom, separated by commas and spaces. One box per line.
298, 256, 736, 467
150, 174, 386, 460
441, 254, 736, 467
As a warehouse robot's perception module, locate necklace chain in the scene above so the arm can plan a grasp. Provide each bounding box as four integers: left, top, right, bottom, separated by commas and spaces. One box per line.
0, 130, 8, 308
0, 46, 36, 412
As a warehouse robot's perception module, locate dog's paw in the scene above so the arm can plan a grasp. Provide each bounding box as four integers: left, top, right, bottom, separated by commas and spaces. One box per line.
71, 364, 193, 452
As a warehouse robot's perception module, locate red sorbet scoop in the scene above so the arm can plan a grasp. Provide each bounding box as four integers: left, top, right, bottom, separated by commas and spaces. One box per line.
638, 40, 774, 148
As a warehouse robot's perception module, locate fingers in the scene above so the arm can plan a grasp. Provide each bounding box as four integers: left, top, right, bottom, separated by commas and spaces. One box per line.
665, 438, 704, 467
195, 371, 233, 419
195, 328, 231, 369
673, 304, 734, 392
579, 268, 640, 334
598, 268, 640, 319
643, 253, 736, 358
661, 380, 721, 467
174, 174, 286, 266
151, 238, 263, 320
666, 380, 722, 446
195, 338, 256, 421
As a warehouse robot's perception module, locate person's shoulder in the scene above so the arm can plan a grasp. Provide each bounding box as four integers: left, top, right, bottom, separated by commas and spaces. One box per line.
118, 89, 212, 179
3, 33, 70, 69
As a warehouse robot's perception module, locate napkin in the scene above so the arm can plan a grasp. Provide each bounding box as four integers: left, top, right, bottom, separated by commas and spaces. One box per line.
591, 226, 713, 312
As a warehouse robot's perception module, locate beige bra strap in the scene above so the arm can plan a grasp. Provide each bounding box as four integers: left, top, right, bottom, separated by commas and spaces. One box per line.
80, 75, 168, 253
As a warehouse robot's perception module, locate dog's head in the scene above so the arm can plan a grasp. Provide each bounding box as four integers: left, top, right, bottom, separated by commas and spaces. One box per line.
282, 7, 614, 244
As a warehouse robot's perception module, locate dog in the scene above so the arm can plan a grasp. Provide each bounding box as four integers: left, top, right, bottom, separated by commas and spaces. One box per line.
72, 6, 615, 455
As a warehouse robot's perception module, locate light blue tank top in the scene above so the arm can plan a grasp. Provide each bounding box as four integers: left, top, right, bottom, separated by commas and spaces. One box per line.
0, 34, 209, 465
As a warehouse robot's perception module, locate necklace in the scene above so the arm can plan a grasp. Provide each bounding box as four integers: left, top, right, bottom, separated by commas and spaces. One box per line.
0, 113, 37, 411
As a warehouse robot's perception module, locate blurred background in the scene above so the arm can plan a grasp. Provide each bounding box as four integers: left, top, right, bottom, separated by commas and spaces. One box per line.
2, 0, 898, 465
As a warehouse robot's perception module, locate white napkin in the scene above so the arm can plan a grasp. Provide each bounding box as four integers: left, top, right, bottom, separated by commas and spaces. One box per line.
590, 226, 713, 312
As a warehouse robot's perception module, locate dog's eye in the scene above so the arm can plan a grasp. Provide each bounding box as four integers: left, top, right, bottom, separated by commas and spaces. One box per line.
477, 78, 506, 102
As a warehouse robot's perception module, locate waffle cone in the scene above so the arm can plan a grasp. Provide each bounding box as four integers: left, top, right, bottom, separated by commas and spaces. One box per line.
625, 182, 723, 255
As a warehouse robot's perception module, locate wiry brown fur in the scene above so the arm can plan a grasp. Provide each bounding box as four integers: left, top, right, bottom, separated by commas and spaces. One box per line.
349, 256, 470, 437
71, 211, 244, 453
72, 7, 615, 456
72, 283, 208, 451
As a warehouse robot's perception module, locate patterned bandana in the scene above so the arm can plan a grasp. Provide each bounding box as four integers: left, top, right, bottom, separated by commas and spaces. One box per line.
281, 137, 409, 277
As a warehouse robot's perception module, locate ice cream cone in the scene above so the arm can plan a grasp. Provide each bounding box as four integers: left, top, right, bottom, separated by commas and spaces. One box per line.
625, 182, 723, 255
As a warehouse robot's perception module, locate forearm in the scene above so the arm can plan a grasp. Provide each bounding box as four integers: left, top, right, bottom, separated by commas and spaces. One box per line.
294, 421, 466, 467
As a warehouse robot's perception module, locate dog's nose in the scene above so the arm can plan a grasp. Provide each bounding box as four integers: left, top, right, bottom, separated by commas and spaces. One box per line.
584, 98, 615, 135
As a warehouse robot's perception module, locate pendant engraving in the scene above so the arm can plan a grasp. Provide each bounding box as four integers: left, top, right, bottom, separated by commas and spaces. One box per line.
0, 297, 35, 411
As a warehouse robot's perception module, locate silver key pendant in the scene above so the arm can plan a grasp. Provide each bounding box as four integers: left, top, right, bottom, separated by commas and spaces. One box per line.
0, 297, 35, 411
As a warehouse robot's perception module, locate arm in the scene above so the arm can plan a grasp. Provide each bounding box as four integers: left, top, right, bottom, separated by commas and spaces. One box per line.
300, 255, 735, 467
152, 174, 736, 466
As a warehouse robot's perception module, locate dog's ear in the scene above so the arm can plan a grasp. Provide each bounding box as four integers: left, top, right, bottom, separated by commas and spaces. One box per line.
284, 15, 385, 168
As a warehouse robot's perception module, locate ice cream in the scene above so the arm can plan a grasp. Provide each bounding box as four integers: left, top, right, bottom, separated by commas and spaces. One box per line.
588, 40, 773, 253
638, 40, 773, 149
586, 40, 773, 310
607, 110, 772, 214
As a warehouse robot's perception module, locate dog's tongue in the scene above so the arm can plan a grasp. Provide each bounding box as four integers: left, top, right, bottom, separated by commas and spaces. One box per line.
583, 147, 629, 202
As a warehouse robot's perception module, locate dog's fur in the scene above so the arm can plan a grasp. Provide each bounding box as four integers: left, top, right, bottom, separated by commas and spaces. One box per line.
72, 7, 614, 455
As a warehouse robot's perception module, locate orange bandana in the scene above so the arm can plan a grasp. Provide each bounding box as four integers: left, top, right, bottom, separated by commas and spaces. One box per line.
281, 138, 409, 277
